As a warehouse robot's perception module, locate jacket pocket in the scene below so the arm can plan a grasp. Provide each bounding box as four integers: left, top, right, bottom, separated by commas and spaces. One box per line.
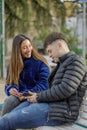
64, 93, 79, 122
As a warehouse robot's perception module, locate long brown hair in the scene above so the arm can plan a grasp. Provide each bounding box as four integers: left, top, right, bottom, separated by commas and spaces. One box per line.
6, 34, 50, 86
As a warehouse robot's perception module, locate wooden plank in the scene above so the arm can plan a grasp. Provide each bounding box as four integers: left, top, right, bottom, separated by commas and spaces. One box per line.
36, 126, 59, 130
75, 118, 87, 128
36, 124, 87, 130
58, 124, 87, 130
17, 129, 35, 130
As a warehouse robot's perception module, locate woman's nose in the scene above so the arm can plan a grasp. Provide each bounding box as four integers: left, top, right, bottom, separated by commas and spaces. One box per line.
27, 47, 31, 51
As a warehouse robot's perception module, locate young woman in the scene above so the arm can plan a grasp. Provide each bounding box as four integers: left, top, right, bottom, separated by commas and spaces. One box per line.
2, 34, 50, 115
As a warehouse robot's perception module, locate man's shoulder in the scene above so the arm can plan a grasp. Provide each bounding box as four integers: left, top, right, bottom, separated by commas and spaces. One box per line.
68, 53, 84, 63
72, 54, 85, 65
63, 53, 85, 68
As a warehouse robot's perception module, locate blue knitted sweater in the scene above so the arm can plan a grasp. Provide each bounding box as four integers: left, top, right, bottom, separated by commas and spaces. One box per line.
5, 56, 50, 96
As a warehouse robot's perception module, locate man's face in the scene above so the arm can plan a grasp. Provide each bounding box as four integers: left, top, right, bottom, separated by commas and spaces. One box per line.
46, 43, 59, 62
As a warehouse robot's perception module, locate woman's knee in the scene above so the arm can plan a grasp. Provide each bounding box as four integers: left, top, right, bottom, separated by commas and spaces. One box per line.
4, 95, 20, 105
2, 95, 20, 115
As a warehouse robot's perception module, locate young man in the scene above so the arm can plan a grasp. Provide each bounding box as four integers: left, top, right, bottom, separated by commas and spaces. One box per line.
0, 32, 87, 130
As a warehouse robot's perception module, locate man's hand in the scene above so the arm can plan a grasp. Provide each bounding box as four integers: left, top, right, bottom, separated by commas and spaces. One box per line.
26, 91, 37, 103
18, 96, 26, 101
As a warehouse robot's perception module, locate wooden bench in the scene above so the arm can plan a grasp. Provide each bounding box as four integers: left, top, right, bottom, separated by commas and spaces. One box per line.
36, 90, 87, 130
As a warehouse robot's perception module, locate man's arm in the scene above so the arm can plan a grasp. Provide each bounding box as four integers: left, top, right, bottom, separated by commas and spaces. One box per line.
27, 58, 86, 103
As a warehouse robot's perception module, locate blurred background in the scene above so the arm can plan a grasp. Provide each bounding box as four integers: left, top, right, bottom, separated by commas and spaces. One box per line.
0, 0, 87, 79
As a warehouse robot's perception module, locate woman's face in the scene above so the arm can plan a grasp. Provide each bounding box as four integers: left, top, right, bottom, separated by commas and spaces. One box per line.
20, 39, 33, 58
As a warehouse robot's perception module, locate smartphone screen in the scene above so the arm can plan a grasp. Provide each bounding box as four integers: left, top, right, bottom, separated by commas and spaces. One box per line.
22, 92, 29, 96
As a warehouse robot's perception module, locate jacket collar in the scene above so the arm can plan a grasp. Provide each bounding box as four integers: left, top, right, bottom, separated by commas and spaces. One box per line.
59, 51, 75, 63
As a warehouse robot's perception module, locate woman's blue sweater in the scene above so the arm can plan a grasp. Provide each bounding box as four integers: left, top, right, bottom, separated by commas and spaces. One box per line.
5, 57, 50, 96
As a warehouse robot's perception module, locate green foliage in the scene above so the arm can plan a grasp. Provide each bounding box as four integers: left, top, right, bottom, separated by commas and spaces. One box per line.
74, 48, 82, 55
61, 26, 81, 54
5, 0, 29, 37
34, 25, 82, 56
5, 0, 82, 56
5, 0, 66, 39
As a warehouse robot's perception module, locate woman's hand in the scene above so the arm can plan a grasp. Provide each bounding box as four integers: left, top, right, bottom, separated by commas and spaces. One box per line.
9, 88, 21, 97
9, 88, 26, 101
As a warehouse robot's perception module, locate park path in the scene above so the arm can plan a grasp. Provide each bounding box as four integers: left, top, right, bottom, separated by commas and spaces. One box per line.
0, 78, 6, 104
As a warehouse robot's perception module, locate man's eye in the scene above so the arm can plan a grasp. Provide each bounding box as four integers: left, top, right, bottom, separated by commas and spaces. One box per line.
48, 50, 51, 53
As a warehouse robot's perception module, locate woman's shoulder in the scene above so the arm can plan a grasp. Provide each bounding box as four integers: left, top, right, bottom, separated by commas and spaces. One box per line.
31, 56, 44, 63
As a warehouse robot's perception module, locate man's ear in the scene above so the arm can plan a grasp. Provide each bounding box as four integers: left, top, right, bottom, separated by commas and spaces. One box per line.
57, 41, 62, 48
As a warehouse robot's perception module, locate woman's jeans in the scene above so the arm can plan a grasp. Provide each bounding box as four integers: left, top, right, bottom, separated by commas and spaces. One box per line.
1, 95, 20, 116
0, 101, 64, 130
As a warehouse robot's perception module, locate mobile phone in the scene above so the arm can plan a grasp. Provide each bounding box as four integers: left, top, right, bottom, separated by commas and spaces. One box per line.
22, 92, 29, 96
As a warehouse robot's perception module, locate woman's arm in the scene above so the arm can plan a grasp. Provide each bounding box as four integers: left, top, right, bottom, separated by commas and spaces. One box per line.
29, 62, 50, 92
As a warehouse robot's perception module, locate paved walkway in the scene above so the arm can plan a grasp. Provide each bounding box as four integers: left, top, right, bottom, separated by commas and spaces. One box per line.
0, 78, 7, 104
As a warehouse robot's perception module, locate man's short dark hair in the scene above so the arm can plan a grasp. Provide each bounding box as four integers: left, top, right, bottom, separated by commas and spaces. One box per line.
44, 32, 67, 49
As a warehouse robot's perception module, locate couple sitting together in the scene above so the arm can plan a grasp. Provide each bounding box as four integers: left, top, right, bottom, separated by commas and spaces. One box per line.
0, 32, 87, 130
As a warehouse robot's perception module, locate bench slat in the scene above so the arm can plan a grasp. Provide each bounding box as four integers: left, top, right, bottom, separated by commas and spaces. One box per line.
36, 124, 87, 130
75, 118, 87, 128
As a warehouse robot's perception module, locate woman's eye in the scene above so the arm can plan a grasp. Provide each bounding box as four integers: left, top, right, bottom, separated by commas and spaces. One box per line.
23, 47, 27, 49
